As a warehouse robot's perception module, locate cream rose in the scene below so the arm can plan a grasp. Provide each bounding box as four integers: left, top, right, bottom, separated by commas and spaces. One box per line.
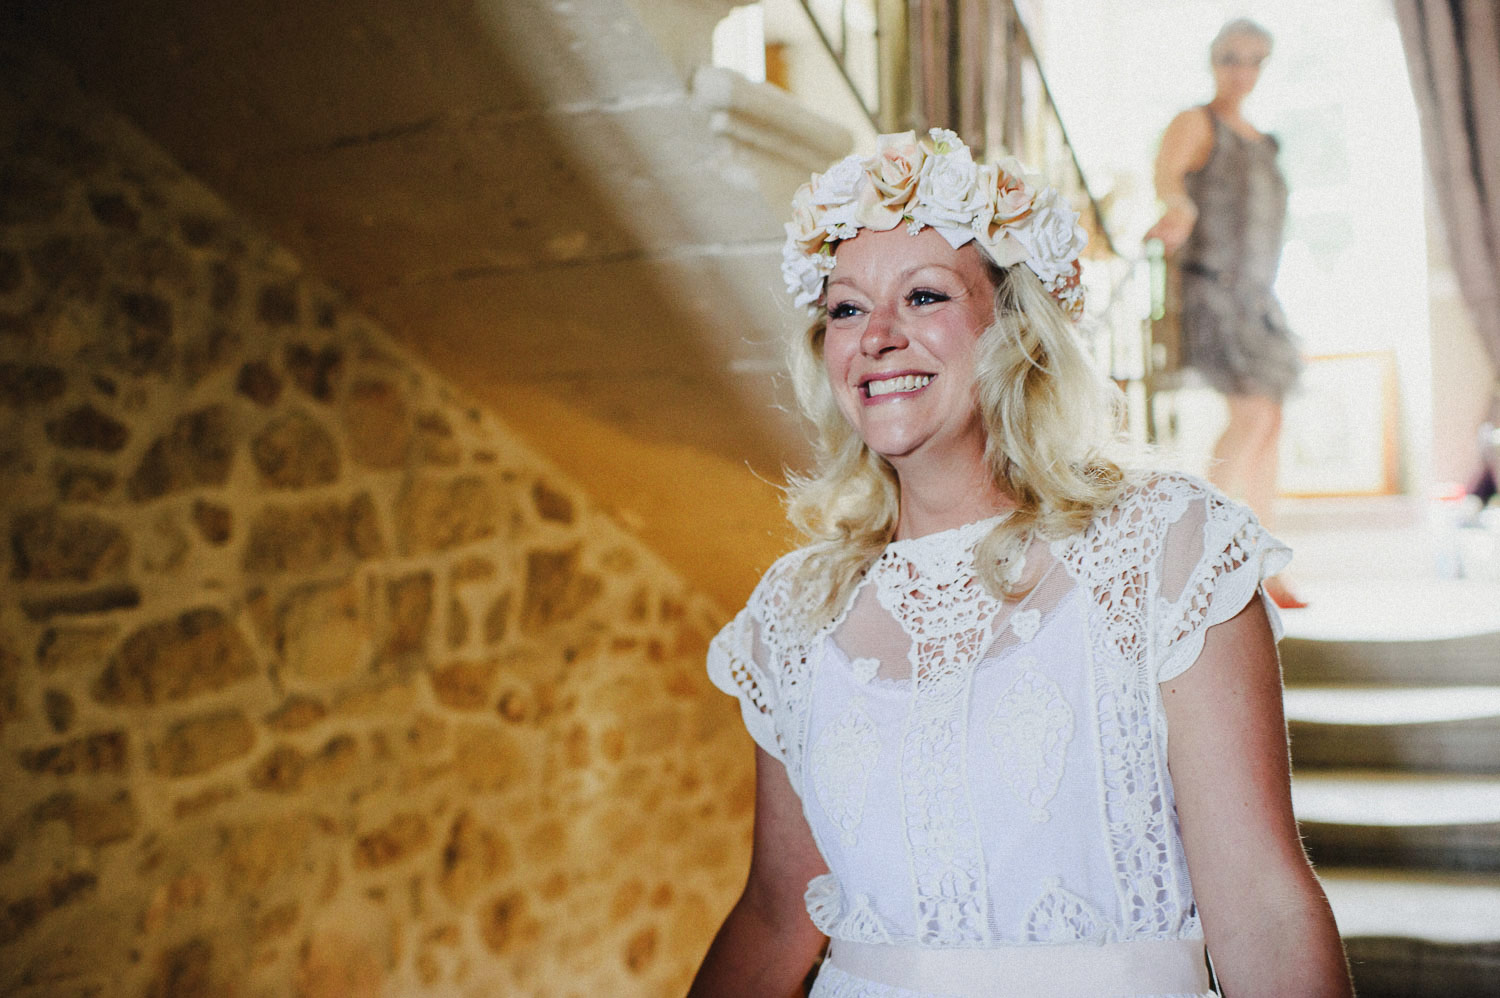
1010, 188, 1087, 283
868, 131, 925, 208
810, 154, 865, 206
781, 239, 835, 310
785, 185, 829, 253
911, 146, 984, 233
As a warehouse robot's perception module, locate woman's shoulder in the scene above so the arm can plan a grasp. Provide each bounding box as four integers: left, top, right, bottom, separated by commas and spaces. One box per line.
739, 544, 823, 616
1090, 470, 1234, 534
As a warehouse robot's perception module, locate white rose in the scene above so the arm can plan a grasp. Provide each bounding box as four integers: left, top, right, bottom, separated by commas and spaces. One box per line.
781, 239, 835, 311
1009, 188, 1086, 283
911, 147, 984, 232
810, 154, 865, 206
785, 184, 828, 253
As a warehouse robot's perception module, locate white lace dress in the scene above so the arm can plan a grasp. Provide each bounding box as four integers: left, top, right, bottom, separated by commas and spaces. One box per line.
707, 475, 1290, 998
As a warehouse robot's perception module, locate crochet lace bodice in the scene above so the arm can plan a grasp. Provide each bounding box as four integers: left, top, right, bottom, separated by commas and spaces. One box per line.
708, 475, 1289, 990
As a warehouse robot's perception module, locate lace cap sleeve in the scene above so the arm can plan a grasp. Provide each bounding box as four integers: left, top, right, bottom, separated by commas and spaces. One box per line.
705, 550, 813, 766
1154, 476, 1293, 683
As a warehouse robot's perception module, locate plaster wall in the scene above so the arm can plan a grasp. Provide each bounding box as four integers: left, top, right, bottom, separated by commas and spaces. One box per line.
0, 51, 752, 997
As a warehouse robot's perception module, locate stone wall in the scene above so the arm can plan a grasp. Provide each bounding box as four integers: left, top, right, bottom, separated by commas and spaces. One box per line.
0, 52, 754, 998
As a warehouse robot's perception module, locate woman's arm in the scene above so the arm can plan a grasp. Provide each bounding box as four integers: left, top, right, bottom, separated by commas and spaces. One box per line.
688, 746, 829, 998
1162, 596, 1354, 997
1144, 107, 1215, 253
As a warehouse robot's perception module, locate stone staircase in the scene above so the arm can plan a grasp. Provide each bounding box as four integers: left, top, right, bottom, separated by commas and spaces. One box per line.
1278, 574, 1500, 996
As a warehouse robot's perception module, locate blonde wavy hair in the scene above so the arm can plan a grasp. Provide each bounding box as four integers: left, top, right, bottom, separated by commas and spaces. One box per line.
783, 256, 1129, 619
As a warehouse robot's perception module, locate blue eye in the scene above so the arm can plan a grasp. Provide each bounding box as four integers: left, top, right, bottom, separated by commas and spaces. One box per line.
908, 289, 949, 307
828, 301, 861, 319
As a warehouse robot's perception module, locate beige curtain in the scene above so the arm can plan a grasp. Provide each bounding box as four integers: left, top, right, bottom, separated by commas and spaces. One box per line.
1395, 0, 1500, 368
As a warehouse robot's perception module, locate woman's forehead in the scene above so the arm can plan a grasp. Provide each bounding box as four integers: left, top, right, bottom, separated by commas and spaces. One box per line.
830, 227, 986, 280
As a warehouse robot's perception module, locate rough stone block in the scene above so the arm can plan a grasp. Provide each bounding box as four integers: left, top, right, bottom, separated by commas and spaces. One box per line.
0, 870, 97, 947
17, 729, 128, 776
236, 360, 282, 406
0, 644, 23, 726
438, 812, 510, 907
277, 580, 363, 683
55, 464, 117, 502
531, 480, 575, 524
257, 282, 299, 326
384, 572, 433, 657
190, 500, 232, 545
284, 343, 342, 402
397, 475, 505, 556
264, 695, 327, 732
453, 724, 524, 792
173, 784, 237, 819
218, 817, 318, 897
45, 404, 129, 452
35, 788, 138, 846
93, 607, 257, 706
332, 676, 416, 718
252, 410, 340, 488
347, 492, 384, 558
140, 509, 190, 573
243, 500, 351, 574
36, 624, 118, 672
145, 936, 212, 998
87, 192, 140, 231
479, 892, 534, 956
305, 734, 359, 787
153, 709, 255, 777
21, 583, 141, 620
247, 743, 306, 794
415, 411, 461, 466
127, 405, 234, 500
253, 900, 300, 943
295, 928, 382, 998
210, 260, 239, 315
430, 658, 497, 710
9, 509, 128, 583
624, 925, 658, 974
352, 812, 430, 870
446, 596, 469, 650
450, 557, 495, 583
177, 211, 223, 248
29, 235, 103, 301
484, 593, 511, 646
110, 288, 175, 374
0, 362, 66, 408
343, 378, 409, 469
521, 547, 602, 633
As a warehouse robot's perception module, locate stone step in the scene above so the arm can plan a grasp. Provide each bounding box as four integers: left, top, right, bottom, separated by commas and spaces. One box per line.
1277, 579, 1500, 687
1284, 685, 1500, 773
1293, 771, 1500, 871
1319, 867, 1500, 998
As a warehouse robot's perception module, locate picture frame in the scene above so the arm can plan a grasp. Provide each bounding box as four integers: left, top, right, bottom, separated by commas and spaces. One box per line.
1278, 350, 1399, 497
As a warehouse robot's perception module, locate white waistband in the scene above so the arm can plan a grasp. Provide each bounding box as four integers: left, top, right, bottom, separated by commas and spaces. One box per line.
826, 937, 1212, 998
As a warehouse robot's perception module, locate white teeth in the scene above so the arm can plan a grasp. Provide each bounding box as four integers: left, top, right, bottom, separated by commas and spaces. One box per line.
865, 374, 932, 397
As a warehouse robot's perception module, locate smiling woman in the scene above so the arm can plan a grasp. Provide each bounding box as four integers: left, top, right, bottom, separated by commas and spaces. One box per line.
688, 128, 1354, 998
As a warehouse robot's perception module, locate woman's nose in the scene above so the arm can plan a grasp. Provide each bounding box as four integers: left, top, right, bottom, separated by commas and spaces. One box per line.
860, 305, 908, 356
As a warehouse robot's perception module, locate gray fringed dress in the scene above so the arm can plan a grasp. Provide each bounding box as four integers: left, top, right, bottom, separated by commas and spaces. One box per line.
1178, 109, 1302, 401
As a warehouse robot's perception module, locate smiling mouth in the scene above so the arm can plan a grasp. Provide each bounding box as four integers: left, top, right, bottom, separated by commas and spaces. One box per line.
863, 374, 933, 398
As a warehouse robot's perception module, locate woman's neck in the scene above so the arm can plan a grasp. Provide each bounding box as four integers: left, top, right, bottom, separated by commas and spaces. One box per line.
1208, 94, 1247, 122
893, 462, 1015, 540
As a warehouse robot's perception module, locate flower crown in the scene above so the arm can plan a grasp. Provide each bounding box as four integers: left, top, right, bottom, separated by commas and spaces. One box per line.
781, 128, 1087, 319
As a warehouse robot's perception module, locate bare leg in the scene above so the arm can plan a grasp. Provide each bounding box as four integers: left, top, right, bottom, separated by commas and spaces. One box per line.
1207, 394, 1279, 506
1209, 394, 1306, 607
1239, 398, 1284, 530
